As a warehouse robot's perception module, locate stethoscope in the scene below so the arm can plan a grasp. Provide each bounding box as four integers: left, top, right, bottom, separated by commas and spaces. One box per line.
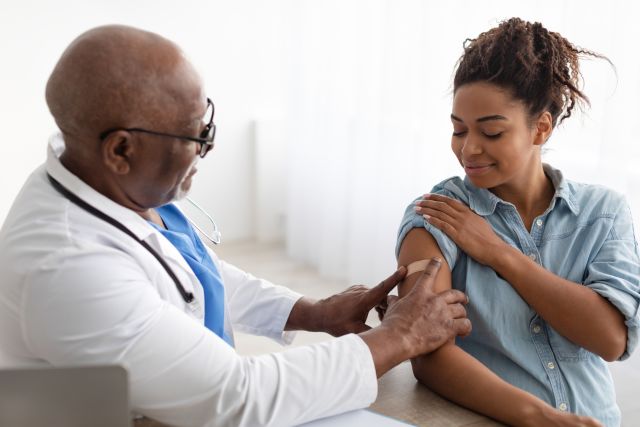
182, 198, 222, 246
47, 173, 221, 305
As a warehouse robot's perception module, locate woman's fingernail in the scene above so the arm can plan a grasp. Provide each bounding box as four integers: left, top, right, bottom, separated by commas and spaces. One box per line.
423, 214, 431, 220
413, 206, 421, 212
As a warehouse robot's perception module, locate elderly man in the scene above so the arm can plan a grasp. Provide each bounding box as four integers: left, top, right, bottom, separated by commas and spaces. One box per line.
0, 25, 471, 426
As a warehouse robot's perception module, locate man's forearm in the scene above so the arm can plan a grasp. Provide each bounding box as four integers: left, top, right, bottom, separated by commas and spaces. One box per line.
358, 326, 413, 377
285, 298, 411, 378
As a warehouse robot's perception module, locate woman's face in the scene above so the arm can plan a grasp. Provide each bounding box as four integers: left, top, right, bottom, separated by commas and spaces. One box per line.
450, 82, 545, 190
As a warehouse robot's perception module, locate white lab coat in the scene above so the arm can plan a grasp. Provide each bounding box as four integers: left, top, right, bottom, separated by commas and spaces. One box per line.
0, 134, 377, 427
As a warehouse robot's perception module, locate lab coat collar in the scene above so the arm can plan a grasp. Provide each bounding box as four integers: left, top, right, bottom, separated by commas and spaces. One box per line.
46, 133, 202, 308
46, 133, 157, 241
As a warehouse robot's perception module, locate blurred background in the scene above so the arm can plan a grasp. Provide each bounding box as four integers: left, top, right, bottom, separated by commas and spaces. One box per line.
2, 0, 640, 423
2, 0, 640, 284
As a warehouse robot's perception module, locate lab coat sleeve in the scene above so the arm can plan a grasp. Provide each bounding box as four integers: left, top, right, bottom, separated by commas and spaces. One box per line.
22, 245, 378, 427
207, 248, 303, 344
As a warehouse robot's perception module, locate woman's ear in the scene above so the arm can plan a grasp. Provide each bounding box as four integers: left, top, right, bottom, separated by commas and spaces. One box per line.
101, 131, 134, 175
533, 111, 553, 146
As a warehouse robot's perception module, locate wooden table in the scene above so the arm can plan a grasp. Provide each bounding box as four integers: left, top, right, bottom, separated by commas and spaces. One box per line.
135, 362, 504, 427
370, 361, 504, 426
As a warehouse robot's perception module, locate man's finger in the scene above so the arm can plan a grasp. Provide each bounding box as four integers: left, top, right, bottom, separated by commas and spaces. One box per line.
452, 318, 472, 337
366, 266, 407, 302
385, 295, 399, 308
440, 289, 469, 305
407, 258, 442, 294
448, 303, 467, 319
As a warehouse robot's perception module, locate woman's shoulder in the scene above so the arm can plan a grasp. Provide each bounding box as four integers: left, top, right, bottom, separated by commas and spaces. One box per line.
429, 176, 471, 204
564, 178, 628, 215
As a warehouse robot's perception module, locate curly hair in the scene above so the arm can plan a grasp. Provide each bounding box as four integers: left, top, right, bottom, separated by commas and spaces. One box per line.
453, 18, 609, 127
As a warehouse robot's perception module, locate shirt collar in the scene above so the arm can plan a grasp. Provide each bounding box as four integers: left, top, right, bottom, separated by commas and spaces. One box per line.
463, 163, 580, 216
46, 132, 157, 240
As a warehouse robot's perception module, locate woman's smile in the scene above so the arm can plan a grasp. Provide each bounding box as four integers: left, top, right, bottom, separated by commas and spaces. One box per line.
463, 162, 495, 176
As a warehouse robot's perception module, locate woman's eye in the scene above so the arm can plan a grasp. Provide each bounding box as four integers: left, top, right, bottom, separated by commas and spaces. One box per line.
452, 130, 467, 137
483, 132, 502, 139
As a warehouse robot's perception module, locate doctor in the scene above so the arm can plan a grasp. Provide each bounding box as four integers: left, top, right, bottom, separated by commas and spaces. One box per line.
0, 25, 471, 427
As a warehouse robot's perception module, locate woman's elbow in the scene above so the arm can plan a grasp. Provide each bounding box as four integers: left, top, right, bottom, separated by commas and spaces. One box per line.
598, 329, 627, 362
409, 342, 455, 383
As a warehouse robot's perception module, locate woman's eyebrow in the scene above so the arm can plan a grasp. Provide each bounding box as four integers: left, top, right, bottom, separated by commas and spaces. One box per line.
450, 114, 508, 123
477, 114, 507, 122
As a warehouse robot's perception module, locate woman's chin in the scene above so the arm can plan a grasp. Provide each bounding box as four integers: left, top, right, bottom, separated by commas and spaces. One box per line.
466, 174, 495, 189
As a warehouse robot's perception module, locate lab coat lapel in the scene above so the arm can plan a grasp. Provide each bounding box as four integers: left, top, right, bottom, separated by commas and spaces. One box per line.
46, 133, 204, 312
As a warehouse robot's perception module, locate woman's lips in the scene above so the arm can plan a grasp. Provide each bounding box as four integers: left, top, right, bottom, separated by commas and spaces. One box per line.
464, 164, 494, 176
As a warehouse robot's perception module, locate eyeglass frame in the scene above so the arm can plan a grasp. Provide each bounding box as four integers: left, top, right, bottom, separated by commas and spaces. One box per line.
98, 98, 216, 158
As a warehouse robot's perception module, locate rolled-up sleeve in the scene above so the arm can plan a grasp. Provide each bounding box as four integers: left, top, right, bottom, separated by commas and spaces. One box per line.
395, 195, 460, 270
584, 198, 640, 360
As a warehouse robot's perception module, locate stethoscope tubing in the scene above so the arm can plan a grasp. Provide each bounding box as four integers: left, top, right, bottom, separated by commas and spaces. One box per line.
47, 173, 196, 304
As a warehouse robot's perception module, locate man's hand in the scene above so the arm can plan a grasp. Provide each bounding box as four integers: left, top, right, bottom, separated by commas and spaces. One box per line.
380, 258, 471, 358
285, 268, 408, 336
359, 258, 471, 376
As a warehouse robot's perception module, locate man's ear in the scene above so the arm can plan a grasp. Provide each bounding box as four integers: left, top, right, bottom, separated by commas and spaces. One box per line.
101, 131, 134, 175
533, 111, 553, 146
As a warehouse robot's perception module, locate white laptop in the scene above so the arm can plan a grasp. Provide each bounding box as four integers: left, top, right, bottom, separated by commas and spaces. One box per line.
0, 365, 130, 427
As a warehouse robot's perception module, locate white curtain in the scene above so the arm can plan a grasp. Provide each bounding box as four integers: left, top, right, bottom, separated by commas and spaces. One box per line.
281, 0, 640, 285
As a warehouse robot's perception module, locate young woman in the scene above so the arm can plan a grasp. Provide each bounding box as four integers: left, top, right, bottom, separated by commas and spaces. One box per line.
396, 18, 639, 427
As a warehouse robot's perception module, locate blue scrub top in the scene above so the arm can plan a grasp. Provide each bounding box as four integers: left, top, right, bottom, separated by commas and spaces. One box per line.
150, 204, 232, 346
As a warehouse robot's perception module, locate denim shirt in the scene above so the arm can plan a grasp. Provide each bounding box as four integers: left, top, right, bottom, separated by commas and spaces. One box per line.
396, 164, 640, 427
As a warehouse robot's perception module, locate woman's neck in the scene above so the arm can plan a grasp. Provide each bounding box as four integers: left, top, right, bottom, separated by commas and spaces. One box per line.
490, 164, 555, 231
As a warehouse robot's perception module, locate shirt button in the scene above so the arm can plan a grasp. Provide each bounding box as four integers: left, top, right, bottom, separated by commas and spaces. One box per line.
547, 362, 555, 370
536, 219, 543, 227
559, 403, 568, 411
532, 325, 541, 334
528, 253, 537, 261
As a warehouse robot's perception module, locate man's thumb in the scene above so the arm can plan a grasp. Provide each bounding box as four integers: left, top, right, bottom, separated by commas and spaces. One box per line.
409, 257, 442, 294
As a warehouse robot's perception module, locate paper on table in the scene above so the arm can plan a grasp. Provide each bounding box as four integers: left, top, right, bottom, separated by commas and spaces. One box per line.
298, 409, 414, 426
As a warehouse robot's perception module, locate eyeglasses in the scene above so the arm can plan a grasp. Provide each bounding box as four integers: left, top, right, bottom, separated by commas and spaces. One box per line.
98, 98, 216, 158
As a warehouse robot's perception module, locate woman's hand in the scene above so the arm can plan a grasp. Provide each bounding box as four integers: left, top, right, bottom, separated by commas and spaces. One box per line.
414, 193, 507, 267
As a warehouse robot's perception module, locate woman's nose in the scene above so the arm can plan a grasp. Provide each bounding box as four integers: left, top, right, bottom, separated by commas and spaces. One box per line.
461, 134, 483, 156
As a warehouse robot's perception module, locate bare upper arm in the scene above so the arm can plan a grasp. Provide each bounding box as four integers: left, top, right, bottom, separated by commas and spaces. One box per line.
397, 228, 453, 297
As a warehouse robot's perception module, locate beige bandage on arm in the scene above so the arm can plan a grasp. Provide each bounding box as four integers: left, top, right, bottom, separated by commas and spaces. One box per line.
405, 259, 431, 277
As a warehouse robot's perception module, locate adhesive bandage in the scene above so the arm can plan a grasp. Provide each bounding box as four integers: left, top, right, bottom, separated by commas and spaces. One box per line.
405, 259, 431, 277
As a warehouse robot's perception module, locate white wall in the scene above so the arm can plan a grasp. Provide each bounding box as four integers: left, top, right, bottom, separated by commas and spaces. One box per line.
0, 0, 290, 241
3, 0, 640, 267
279, 0, 640, 283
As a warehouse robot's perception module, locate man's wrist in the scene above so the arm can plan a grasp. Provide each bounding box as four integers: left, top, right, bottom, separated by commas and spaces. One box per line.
284, 297, 322, 332
359, 325, 409, 377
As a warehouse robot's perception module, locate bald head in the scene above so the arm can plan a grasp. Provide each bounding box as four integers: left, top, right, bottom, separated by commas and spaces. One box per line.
46, 25, 203, 141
